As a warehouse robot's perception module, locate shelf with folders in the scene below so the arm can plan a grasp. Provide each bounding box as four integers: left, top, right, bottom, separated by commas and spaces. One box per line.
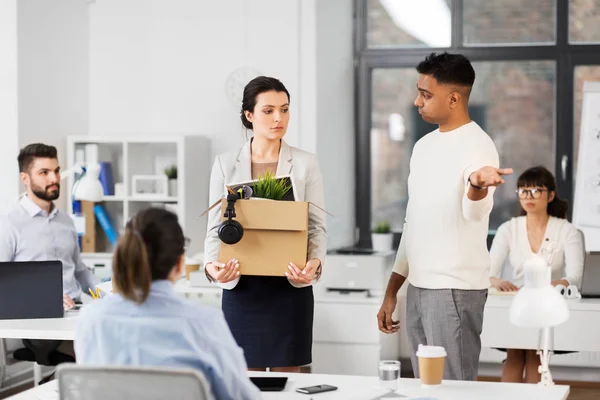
66, 139, 124, 255
66, 135, 212, 258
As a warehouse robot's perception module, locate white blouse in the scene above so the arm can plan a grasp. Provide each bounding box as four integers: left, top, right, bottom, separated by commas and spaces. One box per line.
489, 216, 585, 288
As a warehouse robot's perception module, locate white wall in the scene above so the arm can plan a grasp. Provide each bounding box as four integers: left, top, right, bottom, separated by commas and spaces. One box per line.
0, 0, 20, 211
18, 0, 89, 211
88, 0, 356, 249
89, 0, 304, 156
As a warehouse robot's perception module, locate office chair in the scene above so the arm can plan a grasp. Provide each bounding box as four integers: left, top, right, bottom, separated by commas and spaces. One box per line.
12, 347, 74, 366
13, 342, 75, 385
57, 364, 214, 400
0, 339, 74, 388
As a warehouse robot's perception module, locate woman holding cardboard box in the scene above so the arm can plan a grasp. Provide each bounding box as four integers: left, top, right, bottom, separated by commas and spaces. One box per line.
203, 76, 327, 372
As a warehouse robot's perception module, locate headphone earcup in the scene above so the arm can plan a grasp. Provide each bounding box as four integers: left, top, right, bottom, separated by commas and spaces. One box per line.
218, 220, 244, 245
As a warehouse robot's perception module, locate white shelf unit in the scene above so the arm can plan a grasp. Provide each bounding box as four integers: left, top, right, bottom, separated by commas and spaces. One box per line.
66, 135, 211, 258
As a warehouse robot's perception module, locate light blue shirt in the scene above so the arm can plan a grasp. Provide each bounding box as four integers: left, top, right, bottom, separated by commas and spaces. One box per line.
0, 196, 98, 299
75, 280, 261, 400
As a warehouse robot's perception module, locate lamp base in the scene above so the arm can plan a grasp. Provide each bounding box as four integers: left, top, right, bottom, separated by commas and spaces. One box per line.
538, 365, 555, 386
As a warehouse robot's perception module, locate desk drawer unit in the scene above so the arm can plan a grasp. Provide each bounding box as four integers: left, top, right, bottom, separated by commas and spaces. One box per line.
314, 302, 380, 344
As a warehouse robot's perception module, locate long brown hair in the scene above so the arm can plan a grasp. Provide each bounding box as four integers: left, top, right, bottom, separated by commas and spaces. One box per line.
517, 166, 569, 219
112, 208, 185, 304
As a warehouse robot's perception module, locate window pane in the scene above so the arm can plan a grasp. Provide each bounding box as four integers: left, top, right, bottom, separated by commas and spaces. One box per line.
371, 68, 417, 231
471, 61, 555, 228
463, 0, 556, 46
570, 0, 600, 43
366, 0, 451, 48
574, 66, 600, 176
371, 62, 556, 231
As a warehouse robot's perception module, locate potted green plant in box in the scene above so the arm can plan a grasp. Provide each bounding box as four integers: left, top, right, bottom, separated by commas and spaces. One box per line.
252, 171, 293, 200
164, 165, 178, 197
372, 220, 393, 252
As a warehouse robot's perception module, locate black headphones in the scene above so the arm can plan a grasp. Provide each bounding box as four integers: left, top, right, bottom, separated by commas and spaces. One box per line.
218, 194, 244, 245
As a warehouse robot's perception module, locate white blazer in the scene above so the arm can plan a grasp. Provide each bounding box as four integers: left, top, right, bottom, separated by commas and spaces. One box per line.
203, 139, 327, 289
489, 216, 585, 288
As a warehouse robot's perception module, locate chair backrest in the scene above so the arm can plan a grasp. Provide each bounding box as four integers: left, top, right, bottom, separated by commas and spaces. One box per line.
57, 364, 213, 400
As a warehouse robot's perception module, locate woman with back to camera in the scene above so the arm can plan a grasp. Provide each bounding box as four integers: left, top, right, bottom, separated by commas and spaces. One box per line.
204, 76, 327, 372
489, 166, 584, 383
75, 208, 261, 400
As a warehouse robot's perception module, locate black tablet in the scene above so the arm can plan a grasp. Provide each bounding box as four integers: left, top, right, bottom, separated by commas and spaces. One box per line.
249, 376, 288, 391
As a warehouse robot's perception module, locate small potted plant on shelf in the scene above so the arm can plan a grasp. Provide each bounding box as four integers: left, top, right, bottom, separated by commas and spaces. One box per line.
372, 220, 393, 252
252, 171, 293, 200
164, 165, 178, 197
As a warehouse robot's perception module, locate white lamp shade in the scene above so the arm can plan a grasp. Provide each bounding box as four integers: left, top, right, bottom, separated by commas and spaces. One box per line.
510, 286, 569, 327
73, 163, 104, 202
509, 254, 570, 328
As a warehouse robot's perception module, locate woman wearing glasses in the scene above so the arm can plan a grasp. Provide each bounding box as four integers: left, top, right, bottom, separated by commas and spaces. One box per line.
489, 166, 584, 383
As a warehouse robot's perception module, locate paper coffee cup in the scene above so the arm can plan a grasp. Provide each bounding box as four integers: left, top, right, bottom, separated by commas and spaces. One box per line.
416, 344, 447, 386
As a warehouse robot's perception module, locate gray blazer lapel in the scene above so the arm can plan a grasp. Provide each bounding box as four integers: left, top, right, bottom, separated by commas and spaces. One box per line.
233, 139, 253, 182
276, 140, 293, 176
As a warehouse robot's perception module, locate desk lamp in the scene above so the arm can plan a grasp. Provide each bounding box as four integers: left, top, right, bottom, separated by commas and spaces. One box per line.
67, 162, 104, 202
509, 254, 569, 386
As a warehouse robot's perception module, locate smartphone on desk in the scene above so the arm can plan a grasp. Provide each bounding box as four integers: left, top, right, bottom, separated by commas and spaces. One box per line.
296, 384, 338, 394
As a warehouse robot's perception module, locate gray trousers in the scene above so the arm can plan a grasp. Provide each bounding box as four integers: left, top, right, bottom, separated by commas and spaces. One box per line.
406, 284, 488, 381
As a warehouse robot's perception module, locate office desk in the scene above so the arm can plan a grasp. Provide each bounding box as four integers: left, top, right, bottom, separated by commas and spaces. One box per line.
0, 313, 78, 341
0, 280, 210, 341
481, 294, 600, 351
0, 312, 80, 385
7, 371, 570, 400
173, 279, 221, 297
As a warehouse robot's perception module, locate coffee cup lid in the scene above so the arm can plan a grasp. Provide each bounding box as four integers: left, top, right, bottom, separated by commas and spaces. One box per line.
416, 344, 447, 358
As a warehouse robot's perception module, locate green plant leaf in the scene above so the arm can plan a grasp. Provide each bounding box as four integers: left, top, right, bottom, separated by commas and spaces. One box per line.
253, 171, 292, 200
164, 165, 177, 180
373, 221, 391, 234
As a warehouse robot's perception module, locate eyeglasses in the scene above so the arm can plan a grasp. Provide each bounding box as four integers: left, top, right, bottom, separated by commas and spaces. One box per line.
516, 188, 548, 199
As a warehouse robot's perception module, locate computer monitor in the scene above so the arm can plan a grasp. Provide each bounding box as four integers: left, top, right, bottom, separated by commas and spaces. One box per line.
580, 252, 600, 299
0, 261, 63, 319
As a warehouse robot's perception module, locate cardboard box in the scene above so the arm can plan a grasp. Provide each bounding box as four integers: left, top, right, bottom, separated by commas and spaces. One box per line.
217, 198, 308, 276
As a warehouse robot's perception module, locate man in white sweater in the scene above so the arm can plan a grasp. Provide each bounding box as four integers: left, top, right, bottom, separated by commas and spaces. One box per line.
377, 52, 513, 381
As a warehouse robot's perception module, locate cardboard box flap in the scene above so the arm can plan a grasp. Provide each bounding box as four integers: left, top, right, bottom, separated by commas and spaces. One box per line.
200, 198, 333, 218
227, 199, 308, 231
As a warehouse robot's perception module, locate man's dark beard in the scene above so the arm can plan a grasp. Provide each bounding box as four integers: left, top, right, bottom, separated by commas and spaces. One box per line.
31, 182, 60, 201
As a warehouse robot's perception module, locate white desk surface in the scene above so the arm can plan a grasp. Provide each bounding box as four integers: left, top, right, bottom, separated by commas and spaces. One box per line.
482, 293, 600, 352
6, 371, 570, 400
173, 278, 221, 295
0, 281, 218, 342
0, 280, 215, 341
0, 311, 78, 341
486, 291, 600, 311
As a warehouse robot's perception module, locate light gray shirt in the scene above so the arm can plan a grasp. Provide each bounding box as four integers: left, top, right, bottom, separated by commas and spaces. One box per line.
76, 280, 261, 400
0, 196, 99, 299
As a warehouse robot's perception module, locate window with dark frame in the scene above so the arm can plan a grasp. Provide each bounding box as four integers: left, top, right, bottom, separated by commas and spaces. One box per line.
355, 0, 600, 248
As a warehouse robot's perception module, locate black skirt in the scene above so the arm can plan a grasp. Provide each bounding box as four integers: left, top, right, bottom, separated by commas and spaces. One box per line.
222, 275, 314, 368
